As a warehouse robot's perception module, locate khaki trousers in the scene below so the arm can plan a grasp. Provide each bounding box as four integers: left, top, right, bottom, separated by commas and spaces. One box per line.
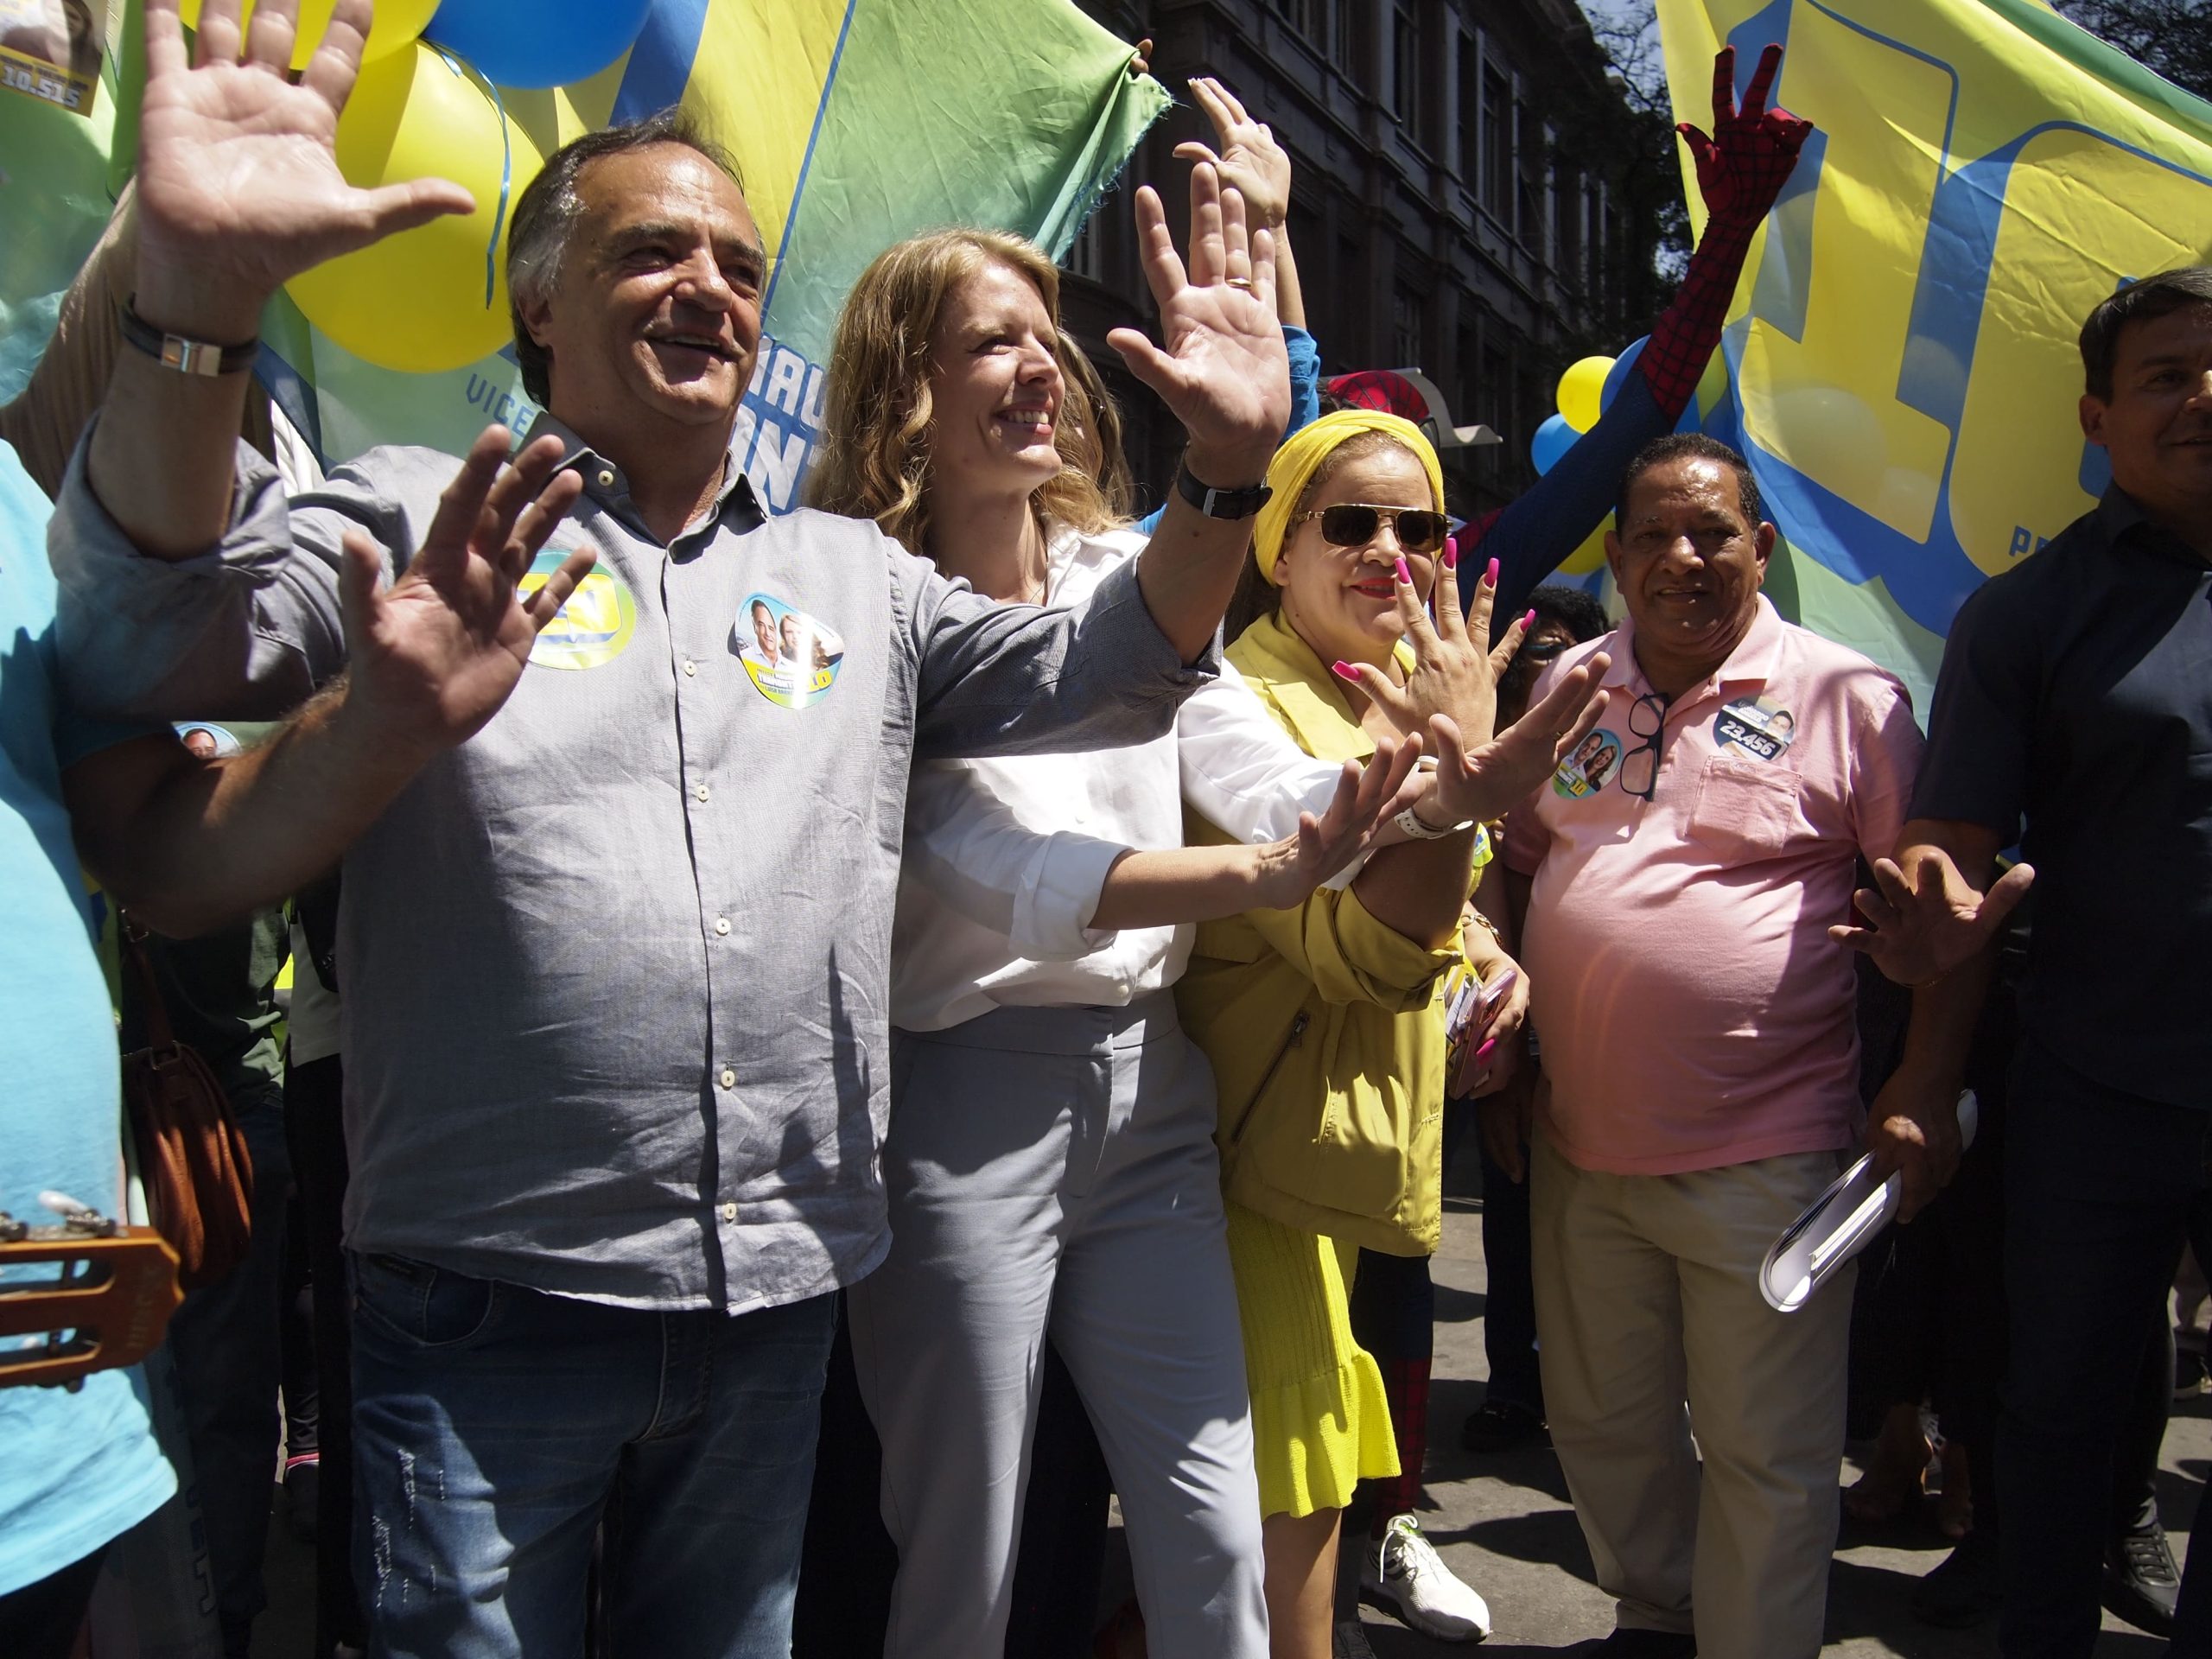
1529, 1135, 1853, 1659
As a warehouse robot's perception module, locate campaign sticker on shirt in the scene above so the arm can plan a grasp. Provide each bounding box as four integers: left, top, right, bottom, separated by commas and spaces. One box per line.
174, 721, 243, 759
521, 551, 637, 671
1552, 729, 1623, 798
1713, 696, 1796, 762
736, 593, 846, 711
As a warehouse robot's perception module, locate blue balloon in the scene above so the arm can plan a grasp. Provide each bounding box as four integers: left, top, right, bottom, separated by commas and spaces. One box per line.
425, 0, 652, 89
1531, 413, 1579, 476
1600, 336, 1648, 414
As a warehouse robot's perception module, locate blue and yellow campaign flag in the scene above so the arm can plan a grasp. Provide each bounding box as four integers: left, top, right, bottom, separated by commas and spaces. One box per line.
0, 0, 1166, 513
1658, 0, 2212, 705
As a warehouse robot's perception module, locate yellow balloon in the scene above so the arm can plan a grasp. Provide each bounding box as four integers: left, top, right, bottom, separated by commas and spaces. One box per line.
1556, 354, 1613, 434
287, 42, 544, 375
179, 0, 440, 71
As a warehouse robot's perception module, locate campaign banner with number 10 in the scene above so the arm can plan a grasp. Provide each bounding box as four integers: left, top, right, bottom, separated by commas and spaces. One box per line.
1658, 0, 2212, 707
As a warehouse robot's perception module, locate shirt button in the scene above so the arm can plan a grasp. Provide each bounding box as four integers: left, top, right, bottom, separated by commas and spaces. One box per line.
596, 468, 615, 488
720, 1201, 738, 1223
682, 658, 697, 677
713, 916, 731, 936
694, 783, 711, 804
718, 1066, 736, 1090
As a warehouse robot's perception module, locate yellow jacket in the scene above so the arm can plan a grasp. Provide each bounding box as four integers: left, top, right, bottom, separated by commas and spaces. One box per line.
1175, 612, 1471, 1255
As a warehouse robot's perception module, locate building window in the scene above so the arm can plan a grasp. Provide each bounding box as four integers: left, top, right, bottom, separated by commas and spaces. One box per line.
1483, 346, 1511, 454
1282, 0, 1354, 69
1392, 284, 1427, 367
1457, 35, 1478, 179
1456, 323, 1480, 426
1607, 204, 1628, 313
1553, 161, 1581, 280
1517, 366, 1545, 470
1336, 233, 1365, 359
1393, 1, 1422, 141
1516, 105, 1546, 251
1481, 68, 1512, 219
1586, 181, 1606, 297
1065, 200, 1108, 283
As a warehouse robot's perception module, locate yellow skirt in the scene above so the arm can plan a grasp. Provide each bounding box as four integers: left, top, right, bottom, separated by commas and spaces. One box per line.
1225, 1199, 1399, 1519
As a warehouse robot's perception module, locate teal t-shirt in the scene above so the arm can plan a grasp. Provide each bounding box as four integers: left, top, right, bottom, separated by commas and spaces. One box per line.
0, 440, 175, 1592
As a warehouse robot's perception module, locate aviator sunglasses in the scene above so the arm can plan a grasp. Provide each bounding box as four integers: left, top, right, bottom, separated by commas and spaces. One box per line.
1295, 502, 1451, 556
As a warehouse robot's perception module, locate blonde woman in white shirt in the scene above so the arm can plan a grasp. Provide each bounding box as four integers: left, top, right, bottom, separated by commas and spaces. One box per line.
809, 188, 1598, 1655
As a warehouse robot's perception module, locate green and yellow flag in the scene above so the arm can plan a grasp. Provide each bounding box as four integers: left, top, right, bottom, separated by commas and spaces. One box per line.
1659, 0, 2212, 703
0, 0, 1166, 509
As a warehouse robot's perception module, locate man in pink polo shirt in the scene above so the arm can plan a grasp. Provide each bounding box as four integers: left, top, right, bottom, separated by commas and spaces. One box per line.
1496, 434, 1927, 1659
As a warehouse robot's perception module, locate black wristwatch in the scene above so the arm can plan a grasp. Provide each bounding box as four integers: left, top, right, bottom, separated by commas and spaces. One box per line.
1174, 460, 1272, 520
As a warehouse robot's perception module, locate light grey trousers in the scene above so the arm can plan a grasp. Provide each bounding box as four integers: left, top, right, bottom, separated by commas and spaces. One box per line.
845, 993, 1270, 1659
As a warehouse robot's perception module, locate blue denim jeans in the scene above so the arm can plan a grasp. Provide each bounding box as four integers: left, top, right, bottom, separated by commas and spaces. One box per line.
349, 1252, 835, 1659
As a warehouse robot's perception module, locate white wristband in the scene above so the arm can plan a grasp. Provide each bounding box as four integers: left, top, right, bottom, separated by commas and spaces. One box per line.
1395, 803, 1475, 842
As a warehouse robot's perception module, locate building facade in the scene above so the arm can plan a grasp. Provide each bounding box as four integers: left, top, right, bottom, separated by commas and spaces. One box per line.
1063, 0, 1665, 519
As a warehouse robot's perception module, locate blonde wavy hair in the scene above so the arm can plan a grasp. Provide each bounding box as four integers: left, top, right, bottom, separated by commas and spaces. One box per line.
809, 228, 1127, 556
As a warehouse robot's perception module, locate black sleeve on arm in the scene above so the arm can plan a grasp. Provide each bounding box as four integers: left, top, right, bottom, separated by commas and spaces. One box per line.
1907, 574, 2041, 839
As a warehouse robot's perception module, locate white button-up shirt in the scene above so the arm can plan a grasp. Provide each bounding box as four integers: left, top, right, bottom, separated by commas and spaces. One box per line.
893, 527, 1349, 1031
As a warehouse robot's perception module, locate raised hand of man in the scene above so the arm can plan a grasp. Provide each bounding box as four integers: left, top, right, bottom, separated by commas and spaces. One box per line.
133, 0, 473, 342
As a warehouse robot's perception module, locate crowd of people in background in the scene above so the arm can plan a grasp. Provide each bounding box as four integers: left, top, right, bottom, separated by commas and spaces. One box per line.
3, 5, 2209, 1659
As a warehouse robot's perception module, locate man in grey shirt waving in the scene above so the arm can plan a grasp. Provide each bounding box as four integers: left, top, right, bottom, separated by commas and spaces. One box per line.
47, 3, 1294, 1651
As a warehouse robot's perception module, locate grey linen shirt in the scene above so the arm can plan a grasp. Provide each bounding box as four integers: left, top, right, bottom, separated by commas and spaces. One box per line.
49, 414, 1216, 1313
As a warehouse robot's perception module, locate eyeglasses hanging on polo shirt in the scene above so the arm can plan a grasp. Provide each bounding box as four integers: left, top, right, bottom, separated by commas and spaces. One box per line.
1619, 691, 1672, 801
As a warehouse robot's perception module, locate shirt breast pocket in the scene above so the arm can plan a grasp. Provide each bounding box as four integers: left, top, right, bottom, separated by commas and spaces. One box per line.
1688, 754, 1803, 862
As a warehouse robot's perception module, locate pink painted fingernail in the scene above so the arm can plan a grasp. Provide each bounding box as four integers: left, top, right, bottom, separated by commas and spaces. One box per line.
1332, 659, 1358, 680
1522, 608, 1536, 630
1475, 1039, 1498, 1062
1442, 540, 1459, 570
1394, 557, 1412, 584
1486, 556, 1500, 587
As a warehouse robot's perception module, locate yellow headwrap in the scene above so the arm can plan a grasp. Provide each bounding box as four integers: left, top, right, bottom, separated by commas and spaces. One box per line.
1251, 410, 1446, 585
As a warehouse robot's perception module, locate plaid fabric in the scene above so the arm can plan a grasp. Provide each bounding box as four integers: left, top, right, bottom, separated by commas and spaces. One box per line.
1641, 43, 1814, 419
1371, 1357, 1434, 1525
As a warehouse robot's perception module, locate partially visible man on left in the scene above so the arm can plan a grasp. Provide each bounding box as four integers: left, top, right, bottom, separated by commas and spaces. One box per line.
0, 319, 587, 1653
48, 1, 1296, 1654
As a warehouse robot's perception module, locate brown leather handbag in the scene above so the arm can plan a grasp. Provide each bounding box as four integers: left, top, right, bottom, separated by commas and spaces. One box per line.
118, 914, 255, 1292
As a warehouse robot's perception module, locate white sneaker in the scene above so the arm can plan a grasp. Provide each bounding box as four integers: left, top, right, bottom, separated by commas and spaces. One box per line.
1362, 1512, 1493, 1641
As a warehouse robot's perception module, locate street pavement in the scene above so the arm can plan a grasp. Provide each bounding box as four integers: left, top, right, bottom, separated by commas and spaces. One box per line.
1332, 1186, 2202, 1658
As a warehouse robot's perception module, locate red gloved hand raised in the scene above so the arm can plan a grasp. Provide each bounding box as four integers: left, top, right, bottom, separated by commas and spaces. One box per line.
1675, 42, 1814, 232
1638, 42, 1813, 420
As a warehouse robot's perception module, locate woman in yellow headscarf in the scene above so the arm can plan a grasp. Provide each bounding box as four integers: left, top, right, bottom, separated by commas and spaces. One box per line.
1176, 410, 1610, 1656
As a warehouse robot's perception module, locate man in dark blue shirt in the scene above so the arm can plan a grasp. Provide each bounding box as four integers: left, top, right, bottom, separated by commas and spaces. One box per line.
1840, 269, 2212, 1659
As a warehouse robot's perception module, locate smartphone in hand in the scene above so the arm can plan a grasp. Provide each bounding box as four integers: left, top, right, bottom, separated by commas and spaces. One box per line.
1446, 963, 1520, 1085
